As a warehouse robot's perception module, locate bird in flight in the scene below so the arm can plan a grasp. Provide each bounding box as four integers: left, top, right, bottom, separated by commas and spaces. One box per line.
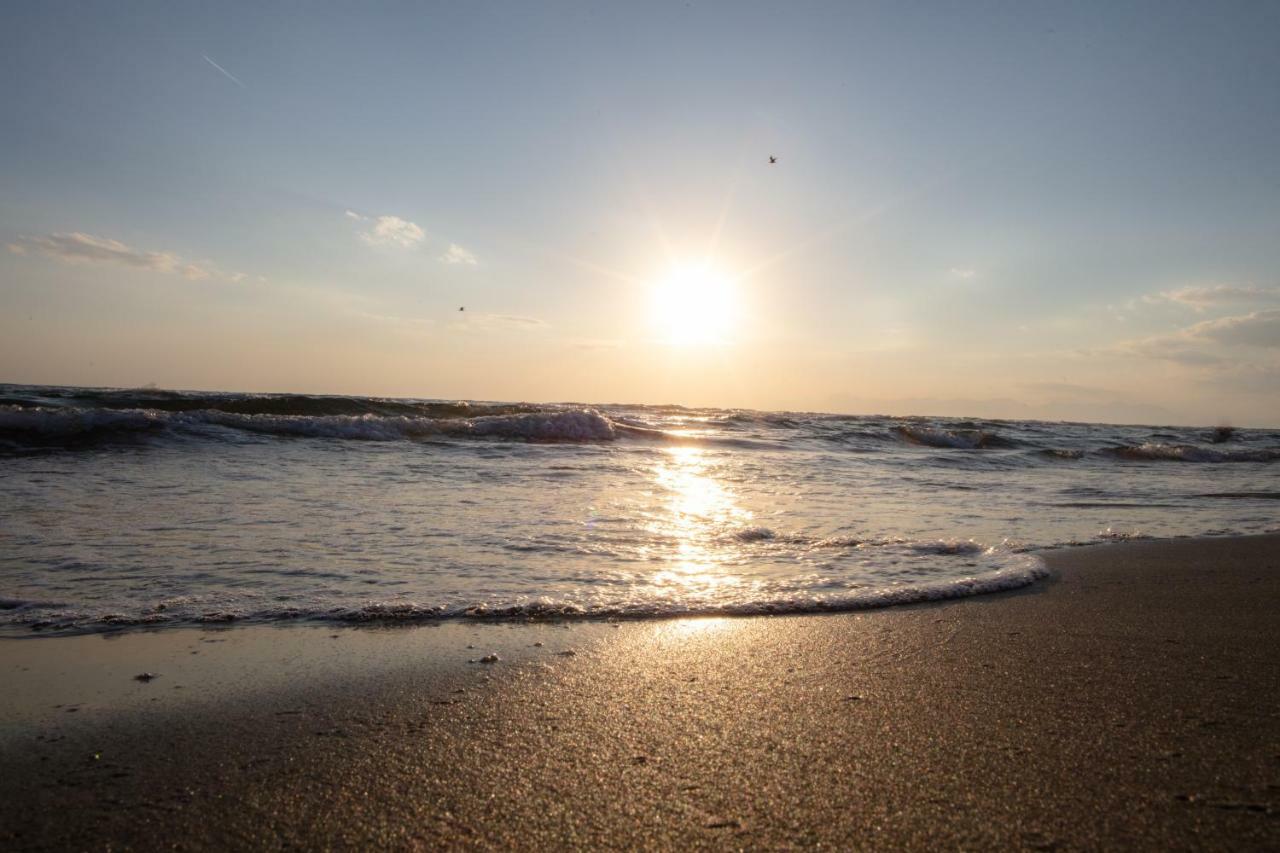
768, 155, 777, 164
459, 306, 465, 311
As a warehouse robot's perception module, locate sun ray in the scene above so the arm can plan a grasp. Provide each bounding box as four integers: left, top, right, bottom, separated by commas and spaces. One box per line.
738, 177, 948, 281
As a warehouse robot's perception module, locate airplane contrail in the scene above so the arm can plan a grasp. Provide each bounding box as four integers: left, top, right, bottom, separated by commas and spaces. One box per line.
202, 55, 245, 88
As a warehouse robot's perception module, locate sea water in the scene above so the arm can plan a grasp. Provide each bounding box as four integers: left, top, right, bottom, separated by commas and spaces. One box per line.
1, 384, 1276, 634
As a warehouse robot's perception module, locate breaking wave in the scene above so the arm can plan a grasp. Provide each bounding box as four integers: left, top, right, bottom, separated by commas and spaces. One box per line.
4, 537, 1047, 634
2, 388, 1276, 462
5, 382, 1277, 641
1104, 443, 1280, 463
1039, 448, 1085, 460
0, 404, 621, 444
891, 424, 1015, 449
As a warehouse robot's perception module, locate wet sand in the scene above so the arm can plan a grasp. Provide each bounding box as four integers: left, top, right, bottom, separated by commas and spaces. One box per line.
2, 534, 1278, 850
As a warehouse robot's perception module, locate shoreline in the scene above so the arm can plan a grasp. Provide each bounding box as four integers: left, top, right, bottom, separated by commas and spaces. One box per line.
3, 533, 1279, 849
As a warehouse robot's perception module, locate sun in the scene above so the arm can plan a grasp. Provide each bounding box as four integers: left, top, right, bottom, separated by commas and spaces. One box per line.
651, 262, 738, 346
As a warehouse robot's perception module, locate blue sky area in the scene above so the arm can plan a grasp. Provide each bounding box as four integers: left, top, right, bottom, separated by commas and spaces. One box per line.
3, 2, 1279, 424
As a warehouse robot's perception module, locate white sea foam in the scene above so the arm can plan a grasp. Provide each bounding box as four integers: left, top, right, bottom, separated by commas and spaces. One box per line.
1096, 527, 1152, 541
463, 409, 616, 441
3, 384, 1277, 638
5, 553, 1049, 631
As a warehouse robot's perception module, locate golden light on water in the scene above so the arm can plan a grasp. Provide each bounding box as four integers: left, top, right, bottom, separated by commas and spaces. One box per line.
650, 262, 738, 347
649, 446, 751, 593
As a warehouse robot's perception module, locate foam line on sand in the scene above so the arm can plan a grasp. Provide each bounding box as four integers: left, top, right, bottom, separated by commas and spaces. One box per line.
2, 534, 1278, 849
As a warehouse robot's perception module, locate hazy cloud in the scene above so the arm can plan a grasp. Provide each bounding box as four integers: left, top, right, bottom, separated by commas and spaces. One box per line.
440, 243, 478, 265
824, 391, 1173, 424
1209, 361, 1280, 395
1017, 381, 1123, 402
355, 311, 435, 330
356, 215, 424, 248
1117, 336, 1226, 366
948, 268, 977, 280
570, 338, 624, 351
1186, 308, 1280, 349
1149, 283, 1280, 311
8, 232, 214, 280
1110, 308, 1280, 369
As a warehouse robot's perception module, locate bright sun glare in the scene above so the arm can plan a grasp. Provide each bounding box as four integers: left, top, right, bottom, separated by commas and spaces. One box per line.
651, 263, 738, 346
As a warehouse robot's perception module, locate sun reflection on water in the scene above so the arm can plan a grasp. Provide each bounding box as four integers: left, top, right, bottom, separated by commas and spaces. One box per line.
648, 447, 752, 597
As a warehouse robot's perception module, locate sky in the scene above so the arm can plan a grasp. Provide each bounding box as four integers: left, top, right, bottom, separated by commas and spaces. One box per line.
2, 1, 1279, 426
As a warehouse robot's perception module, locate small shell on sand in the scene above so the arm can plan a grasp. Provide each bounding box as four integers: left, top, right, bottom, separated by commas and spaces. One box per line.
479, 653, 499, 663
134, 672, 158, 682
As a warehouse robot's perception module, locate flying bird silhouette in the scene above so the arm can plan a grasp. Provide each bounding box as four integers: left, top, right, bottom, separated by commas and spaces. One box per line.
768, 155, 777, 164
459, 306, 465, 312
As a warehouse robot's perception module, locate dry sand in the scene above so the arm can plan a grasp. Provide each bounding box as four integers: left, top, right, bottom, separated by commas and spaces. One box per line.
2, 534, 1278, 850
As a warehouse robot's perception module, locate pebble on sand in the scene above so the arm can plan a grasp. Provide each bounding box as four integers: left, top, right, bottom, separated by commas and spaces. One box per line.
479, 654, 499, 663
134, 672, 158, 682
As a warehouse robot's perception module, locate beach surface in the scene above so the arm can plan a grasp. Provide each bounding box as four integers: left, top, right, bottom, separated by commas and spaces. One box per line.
2, 534, 1278, 850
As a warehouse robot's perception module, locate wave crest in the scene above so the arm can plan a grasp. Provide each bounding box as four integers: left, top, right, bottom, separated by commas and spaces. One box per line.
1105, 443, 1280, 463
0, 405, 167, 438
892, 424, 1013, 449
0, 405, 620, 445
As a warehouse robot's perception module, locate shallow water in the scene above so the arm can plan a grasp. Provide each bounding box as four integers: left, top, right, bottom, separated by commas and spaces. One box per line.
1, 384, 1277, 634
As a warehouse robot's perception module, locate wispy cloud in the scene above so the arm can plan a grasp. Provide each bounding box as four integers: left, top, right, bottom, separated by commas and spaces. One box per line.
6, 232, 229, 281
1109, 307, 1280, 368
439, 243, 478, 265
346, 212, 425, 248
1116, 335, 1227, 367
1146, 283, 1280, 311
454, 312, 548, 331
948, 267, 977, 280
8, 233, 207, 279
202, 55, 245, 88
1186, 308, 1280, 348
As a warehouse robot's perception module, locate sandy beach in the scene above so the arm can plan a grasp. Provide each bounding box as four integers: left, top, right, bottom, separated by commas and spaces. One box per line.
2, 533, 1278, 850
8, 3, 1279, 848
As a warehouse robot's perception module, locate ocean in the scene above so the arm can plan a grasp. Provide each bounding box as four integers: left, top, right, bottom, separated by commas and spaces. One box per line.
1, 384, 1276, 635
